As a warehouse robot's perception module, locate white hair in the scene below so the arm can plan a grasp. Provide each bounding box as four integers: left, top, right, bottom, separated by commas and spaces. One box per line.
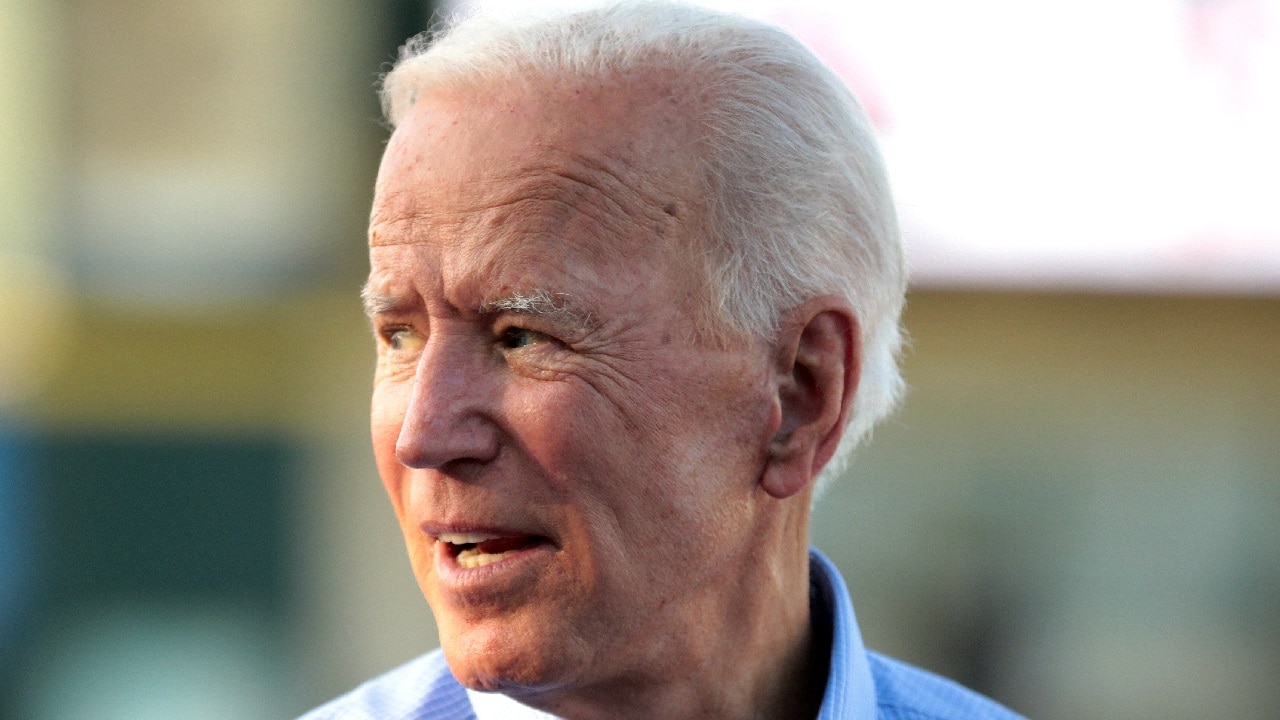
379, 0, 907, 492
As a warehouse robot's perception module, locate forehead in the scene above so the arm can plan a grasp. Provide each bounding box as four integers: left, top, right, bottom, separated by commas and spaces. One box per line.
370, 75, 704, 265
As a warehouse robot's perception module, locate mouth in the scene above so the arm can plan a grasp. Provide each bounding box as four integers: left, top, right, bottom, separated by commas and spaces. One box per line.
436, 531, 550, 569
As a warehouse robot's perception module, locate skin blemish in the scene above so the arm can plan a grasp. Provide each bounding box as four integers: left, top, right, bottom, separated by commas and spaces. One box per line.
663, 203, 679, 217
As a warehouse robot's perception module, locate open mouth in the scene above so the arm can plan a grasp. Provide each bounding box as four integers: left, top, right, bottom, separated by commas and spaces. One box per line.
437, 532, 548, 569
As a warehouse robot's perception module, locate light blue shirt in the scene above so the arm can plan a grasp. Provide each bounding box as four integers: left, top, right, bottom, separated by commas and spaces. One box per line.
299, 549, 1025, 719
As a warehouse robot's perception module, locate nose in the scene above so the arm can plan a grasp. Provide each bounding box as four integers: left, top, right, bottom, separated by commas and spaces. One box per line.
394, 331, 500, 470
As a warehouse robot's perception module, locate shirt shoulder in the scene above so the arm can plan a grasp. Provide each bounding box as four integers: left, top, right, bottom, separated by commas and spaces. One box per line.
296, 649, 475, 720
868, 652, 1026, 720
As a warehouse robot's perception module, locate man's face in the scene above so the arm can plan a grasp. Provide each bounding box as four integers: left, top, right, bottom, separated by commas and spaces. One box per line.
366, 79, 779, 697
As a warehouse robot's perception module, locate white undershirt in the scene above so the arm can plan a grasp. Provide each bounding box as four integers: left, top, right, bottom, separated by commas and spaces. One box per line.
466, 689, 562, 720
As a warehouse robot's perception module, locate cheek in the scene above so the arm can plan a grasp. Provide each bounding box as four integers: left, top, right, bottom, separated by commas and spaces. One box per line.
506, 382, 615, 488
523, 378, 734, 547
503, 382, 665, 540
370, 382, 409, 504
628, 362, 772, 536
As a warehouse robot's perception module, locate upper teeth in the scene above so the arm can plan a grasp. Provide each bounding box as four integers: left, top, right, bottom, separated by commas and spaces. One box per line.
437, 532, 502, 545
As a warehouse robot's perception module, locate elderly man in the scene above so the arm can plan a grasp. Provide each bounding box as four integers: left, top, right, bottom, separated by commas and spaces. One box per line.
303, 2, 1022, 719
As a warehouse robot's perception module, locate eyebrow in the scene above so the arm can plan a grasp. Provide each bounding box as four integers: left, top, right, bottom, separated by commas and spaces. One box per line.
481, 289, 594, 330
361, 282, 593, 329
361, 282, 410, 318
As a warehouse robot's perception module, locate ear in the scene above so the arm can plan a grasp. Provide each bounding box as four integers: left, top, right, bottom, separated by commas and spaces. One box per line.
760, 297, 860, 499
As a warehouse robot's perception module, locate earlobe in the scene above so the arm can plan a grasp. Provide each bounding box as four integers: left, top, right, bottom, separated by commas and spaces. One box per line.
760, 298, 859, 499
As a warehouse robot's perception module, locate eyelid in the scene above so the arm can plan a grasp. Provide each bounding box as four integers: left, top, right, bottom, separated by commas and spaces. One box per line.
373, 319, 408, 337
496, 320, 572, 356
497, 320, 546, 337
495, 309, 587, 341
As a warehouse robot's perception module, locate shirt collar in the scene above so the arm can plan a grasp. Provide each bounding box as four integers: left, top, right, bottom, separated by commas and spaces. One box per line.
811, 547, 879, 720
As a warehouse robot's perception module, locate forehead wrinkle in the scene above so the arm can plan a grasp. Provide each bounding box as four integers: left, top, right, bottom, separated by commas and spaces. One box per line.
581, 142, 681, 215
372, 105, 696, 261
370, 166, 638, 259
475, 156, 668, 256
369, 207, 467, 248
543, 145, 687, 251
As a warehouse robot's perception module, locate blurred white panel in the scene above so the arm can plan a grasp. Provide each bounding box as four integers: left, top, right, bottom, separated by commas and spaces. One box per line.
446, 0, 1280, 294
73, 160, 323, 302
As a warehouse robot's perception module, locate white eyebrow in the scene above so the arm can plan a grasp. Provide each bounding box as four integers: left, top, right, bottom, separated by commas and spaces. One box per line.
361, 282, 593, 329
360, 282, 404, 318
483, 289, 559, 314
482, 289, 593, 329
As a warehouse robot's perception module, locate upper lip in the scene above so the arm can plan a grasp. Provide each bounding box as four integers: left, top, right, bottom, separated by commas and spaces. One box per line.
421, 523, 545, 543
435, 530, 509, 544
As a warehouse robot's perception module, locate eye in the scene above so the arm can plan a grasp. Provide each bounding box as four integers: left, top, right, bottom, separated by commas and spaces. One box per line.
382, 326, 424, 352
499, 326, 547, 350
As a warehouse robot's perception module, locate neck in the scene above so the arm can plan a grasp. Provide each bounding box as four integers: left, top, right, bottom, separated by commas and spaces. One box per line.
511, 504, 826, 720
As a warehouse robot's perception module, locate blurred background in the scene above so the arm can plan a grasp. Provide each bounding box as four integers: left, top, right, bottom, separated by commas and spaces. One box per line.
0, 0, 1276, 718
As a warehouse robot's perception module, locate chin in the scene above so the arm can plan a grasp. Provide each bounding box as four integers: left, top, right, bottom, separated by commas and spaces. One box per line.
439, 616, 581, 694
